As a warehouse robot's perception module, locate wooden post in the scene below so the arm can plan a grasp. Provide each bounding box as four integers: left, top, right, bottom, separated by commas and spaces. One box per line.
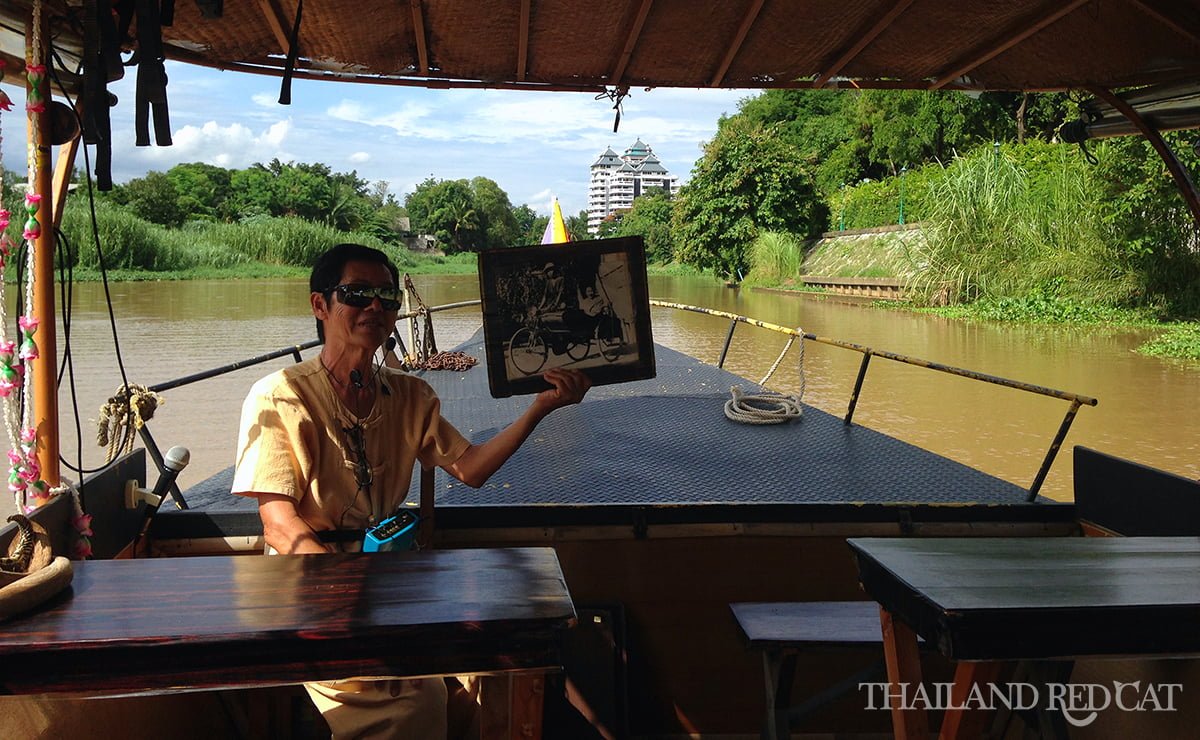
479, 673, 547, 740
937, 661, 1005, 740
27, 7, 61, 487
879, 607, 929, 740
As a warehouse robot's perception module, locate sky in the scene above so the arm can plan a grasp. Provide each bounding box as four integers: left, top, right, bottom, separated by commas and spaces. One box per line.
1, 61, 753, 217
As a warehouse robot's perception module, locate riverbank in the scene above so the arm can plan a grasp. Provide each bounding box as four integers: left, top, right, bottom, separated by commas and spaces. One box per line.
45, 262, 1200, 361
55, 256, 708, 282
747, 283, 1200, 361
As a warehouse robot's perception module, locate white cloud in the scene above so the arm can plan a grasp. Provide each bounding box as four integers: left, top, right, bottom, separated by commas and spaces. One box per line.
251, 92, 280, 108
349, 151, 371, 163
527, 189, 553, 213
326, 99, 434, 136
117, 119, 295, 174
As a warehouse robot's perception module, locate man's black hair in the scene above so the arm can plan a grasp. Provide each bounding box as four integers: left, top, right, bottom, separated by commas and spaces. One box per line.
310, 243, 400, 341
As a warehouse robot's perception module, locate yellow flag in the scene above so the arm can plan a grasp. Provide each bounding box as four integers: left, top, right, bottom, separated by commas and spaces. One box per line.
541, 197, 570, 244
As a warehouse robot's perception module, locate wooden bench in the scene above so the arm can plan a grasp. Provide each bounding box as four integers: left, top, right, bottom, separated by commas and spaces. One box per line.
731, 601, 918, 740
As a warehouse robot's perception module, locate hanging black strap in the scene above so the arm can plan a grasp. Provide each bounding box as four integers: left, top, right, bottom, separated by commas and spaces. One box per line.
81, 0, 119, 189
134, 0, 172, 146
279, 0, 303, 105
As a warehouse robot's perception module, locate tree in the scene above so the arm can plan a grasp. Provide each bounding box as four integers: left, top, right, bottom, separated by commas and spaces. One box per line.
470, 177, 520, 248
273, 162, 333, 222
565, 209, 589, 241
511, 204, 541, 245
525, 214, 549, 245
226, 166, 278, 219
615, 191, 675, 262
165, 162, 231, 222
405, 178, 482, 252
120, 171, 185, 227
673, 118, 828, 278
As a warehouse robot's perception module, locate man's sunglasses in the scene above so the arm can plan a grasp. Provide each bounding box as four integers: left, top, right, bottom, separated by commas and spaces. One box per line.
331, 284, 402, 311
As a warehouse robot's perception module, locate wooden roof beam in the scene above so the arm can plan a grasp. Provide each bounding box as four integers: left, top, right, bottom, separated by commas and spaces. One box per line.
710, 0, 765, 87
1126, 0, 1200, 47
929, 0, 1091, 90
517, 0, 530, 81
610, 0, 654, 86
1089, 85, 1200, 231
410, 0, 429, 75
253, 0, 294, 54
813, 0, 916, 88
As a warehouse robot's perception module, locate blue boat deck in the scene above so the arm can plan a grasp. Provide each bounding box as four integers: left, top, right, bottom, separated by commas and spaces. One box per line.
183, 331, 1030, 511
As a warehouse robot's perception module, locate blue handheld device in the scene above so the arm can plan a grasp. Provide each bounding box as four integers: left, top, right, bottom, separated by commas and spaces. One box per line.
363, 509, 420, 552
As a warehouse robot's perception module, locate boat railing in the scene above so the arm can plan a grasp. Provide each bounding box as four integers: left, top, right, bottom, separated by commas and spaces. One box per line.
131, 298, 1095, 505
651, 301, 1097, 502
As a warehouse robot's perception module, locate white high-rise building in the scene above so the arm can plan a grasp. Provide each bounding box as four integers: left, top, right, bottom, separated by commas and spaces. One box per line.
587, 139, 680, 234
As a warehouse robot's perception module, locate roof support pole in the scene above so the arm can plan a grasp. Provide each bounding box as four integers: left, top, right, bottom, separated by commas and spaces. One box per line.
27, 8, 61, 487
1089, 86, 1200, 232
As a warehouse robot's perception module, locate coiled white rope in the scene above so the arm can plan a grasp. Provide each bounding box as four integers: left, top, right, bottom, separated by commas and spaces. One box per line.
724, 386, 803, 424
724, 329, 806, 425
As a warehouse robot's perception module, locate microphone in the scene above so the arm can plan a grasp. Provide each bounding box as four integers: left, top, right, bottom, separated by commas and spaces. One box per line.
152, 446, 191, 503
385, 336, 397, 353
134, 446, 190, 551
349, 369, 364, 388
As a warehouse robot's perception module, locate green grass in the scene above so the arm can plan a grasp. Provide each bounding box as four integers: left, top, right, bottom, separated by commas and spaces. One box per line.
800, 228, 925, 281
745, 231, 803, 285
646, 261, 707, 277
923, 294, 1150, 325
1137, 322, 1200, 360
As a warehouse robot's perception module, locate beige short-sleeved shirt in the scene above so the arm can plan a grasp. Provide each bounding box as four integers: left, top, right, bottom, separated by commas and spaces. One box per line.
231, 358, 470, 532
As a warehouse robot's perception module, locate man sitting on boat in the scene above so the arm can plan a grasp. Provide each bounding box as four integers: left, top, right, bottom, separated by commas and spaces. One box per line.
230, 243, 590, 739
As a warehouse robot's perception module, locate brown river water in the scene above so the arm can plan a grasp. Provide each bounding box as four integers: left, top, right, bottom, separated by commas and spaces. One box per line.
22, 274, 1200, 509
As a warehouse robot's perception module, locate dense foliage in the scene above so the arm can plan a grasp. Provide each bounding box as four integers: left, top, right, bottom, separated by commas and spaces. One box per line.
98, 159, 407, 241
672, 118, 827, 278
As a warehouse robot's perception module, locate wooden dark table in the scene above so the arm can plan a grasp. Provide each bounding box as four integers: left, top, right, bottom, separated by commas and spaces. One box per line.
847, 536, 1200, 739
0, 547, 574, 700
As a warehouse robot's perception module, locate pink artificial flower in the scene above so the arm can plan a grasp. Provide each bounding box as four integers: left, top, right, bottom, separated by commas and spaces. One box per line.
72, 513, 94, 537
25, 64, 45, 75
0, 383, 13, 398
0, 91, 11, 112
20, 428, 37, 445
8, 479, 26, 493
73, 537, 93, 560
24, 193, 42, 207
25, 101, 45, 114
18, 316, 38, 333
23, 223, 41, 241
27, 478, 48, 495
18, 341, 38, 361
0, 340, 15, 356
7, 450, 22, 466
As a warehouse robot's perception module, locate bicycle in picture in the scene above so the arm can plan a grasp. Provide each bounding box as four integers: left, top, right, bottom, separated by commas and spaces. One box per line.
507, 282, 624, 376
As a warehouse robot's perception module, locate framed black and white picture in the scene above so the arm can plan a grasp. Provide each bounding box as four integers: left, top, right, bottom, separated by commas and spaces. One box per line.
478, 236, 656, 398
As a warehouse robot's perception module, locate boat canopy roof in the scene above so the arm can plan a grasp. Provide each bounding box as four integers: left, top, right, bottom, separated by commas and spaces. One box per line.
2, 0, 1200, 94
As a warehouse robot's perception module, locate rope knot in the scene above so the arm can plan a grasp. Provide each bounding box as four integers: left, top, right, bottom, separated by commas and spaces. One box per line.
96, 384, 164, 462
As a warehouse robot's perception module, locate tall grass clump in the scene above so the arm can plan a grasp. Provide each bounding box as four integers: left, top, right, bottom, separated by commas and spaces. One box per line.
908, 142, 1132, 308
746, 230, 803, 285
60, 199, 164, 270
171, 217, 401, 270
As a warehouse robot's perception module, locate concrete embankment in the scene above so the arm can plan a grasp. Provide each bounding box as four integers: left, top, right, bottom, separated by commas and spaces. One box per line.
794, 223, 924, 300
